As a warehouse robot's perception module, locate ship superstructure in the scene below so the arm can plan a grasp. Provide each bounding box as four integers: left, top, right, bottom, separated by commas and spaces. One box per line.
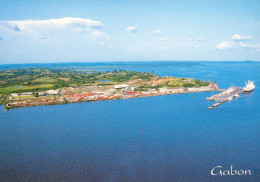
243, 81, 255, 94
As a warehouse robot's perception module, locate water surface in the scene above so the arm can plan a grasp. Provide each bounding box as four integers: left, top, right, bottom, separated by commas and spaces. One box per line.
0, 61, 259, 181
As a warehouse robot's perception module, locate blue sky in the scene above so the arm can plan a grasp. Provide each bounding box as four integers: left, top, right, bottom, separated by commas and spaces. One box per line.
0, 0, 259, 63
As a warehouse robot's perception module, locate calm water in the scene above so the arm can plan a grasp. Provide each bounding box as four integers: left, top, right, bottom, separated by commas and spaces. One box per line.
0, 61, 259, 182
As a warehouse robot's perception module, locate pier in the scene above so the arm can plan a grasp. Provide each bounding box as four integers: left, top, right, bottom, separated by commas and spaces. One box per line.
207, 87, 244, 109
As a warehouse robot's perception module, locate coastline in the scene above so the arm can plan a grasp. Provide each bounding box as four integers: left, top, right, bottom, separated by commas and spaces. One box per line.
4, 87, 219, 110
1, 68, 217, 111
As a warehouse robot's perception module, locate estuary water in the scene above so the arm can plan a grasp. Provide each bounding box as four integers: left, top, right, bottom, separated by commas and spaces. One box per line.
0, 61, 259, 182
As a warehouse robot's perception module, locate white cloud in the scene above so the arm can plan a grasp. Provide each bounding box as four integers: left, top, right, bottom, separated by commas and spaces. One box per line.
239, 42, 260, 49
216, 33, 257, 51
153, 30, 162, 34
91, 30, 110, 39
0, 17, 108, 40
239, 42, 248, 48
0, 22, 21, 32
216, 41, 260, 51
216, 41, 233, 50
187, 38, 192, 41
231, 34, 252, 41
0, 17, 104, 32
126, 26, 138, 33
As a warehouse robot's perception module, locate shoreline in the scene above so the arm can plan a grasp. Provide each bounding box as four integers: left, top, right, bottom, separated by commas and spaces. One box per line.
4, 88, 220, 111
1, 69, 218, 110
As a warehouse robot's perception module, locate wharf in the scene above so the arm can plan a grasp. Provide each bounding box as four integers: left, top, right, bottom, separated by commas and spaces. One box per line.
206, 87, 243, 102
207, 87, 244, 109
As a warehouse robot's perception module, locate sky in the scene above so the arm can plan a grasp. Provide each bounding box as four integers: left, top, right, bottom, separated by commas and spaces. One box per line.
0, 0, 259, 64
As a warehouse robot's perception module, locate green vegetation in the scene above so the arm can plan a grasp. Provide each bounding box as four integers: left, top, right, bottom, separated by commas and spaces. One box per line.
194, 79, 211, 87
97, 70, 155, 82
183, 83, 195, 88
0, 84, 54, 94
12, 95, 35, 100
0, 93, 7, 105
0, 68, 156, 94
0, 68, 211, 105
135, 78, 210, 91
32, 77, 57, 84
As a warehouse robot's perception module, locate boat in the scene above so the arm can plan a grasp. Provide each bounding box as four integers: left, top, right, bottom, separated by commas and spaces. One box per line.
243, 80, 255, 94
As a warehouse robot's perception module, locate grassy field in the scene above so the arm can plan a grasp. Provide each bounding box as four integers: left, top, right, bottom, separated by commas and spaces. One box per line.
13, 95, 35, 100
0, 84, 54, 94
32, 77, 57, 84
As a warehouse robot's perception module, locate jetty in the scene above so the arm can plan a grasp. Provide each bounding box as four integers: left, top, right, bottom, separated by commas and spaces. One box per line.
206, 87, 243, 102
206, 87, 244, 109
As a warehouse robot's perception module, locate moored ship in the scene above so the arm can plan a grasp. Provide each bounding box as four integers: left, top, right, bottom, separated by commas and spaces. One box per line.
243, 81, 255, 94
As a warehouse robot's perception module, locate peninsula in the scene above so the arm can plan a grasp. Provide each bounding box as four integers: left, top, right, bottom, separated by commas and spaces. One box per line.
0, 68, 218, 110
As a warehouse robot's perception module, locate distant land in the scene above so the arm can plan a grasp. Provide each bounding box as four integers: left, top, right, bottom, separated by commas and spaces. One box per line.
0, 60, 259, 69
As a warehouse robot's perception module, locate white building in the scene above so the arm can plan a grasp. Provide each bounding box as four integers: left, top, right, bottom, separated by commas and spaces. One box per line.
38, 92, 46, 96
46, 90, 59, 95
10, 93, 19, 97
114, 84, 130, 89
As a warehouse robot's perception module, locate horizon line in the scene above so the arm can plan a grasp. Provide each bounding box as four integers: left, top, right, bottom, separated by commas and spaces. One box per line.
0, 60, 259, 65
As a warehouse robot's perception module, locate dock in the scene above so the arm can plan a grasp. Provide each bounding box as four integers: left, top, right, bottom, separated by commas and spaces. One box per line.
206, 87, 243, 102
206, 87, 244, 109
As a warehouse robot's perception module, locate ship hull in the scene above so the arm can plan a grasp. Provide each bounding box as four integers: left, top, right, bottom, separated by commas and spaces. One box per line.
243, 89, 254, 94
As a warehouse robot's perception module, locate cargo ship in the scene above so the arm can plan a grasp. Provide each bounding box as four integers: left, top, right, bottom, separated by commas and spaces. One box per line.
243, 81, 255, 94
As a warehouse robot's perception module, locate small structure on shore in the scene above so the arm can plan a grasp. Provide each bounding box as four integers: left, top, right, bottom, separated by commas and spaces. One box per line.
114, 84, 130, 89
